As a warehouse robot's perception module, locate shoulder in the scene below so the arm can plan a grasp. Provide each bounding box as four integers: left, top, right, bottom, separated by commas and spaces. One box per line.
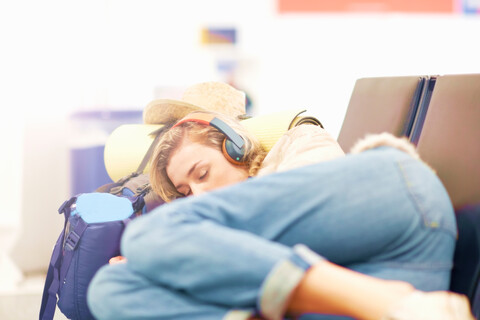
258, 125, 345, 176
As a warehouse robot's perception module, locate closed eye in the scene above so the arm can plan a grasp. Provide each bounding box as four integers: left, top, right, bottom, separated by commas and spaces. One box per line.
199, 169, 208, 180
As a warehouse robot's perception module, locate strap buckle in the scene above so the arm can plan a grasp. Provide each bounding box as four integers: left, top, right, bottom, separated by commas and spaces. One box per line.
64, 230, 81, 251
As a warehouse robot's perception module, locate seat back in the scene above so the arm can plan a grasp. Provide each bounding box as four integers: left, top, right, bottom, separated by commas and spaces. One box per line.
415, 74, 480, 209
413, 73, 480, 315
337, 76, 426, 152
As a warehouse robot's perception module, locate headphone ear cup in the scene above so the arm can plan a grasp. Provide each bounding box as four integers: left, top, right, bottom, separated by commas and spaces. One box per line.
222, 138, 245, 165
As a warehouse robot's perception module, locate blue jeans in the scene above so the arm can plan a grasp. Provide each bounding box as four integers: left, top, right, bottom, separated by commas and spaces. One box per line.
87, 147, 456, 320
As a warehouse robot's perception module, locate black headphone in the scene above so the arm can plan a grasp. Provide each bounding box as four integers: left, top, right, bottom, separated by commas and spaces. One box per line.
172, 112, 246, 165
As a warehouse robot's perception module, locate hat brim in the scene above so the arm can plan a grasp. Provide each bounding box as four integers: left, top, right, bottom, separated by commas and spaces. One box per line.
143, 99, 208, 124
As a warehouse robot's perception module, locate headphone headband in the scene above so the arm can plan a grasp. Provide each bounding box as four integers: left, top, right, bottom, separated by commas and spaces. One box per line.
172, 112, 216, 128
172, 112, 246, 165
173, 113, 244, 149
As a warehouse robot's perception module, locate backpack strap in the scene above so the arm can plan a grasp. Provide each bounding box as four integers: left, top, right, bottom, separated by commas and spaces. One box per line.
39, 230, 64, 320
125, 127, 167, 212
143, 187, 165, 212
134, 126, 166, 175
99, 126, 166, 195
59, 216, 88, 285
39, 197, 87, 320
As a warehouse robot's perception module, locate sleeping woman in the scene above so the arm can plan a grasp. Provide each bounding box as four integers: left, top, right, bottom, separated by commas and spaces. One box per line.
88, 111, 473, 320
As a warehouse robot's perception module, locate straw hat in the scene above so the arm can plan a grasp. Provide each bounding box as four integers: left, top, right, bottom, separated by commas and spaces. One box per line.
143, 81, 247, 124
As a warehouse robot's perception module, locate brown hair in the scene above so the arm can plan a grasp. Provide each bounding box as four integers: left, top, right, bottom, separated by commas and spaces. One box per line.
150, 111, 266, 202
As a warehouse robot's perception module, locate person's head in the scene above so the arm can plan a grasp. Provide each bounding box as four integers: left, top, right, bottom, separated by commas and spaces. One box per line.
150, 111, 266, 202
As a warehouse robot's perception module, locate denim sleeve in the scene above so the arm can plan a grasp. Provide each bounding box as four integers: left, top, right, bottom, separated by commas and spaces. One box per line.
258, 244, 324, 320
121, 203, 324, 320
88, 263, 236, 320
221, 245, 324, 320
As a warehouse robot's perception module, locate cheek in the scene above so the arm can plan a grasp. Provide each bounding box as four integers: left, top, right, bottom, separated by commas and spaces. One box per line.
217, 162, 247, 185
206, 151, 248, 190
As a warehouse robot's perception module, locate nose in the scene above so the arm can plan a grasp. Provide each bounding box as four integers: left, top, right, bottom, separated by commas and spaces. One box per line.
190, 184, 207, 196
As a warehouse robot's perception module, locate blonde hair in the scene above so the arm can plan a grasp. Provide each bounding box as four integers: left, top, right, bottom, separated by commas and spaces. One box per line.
150, 111, 266, 202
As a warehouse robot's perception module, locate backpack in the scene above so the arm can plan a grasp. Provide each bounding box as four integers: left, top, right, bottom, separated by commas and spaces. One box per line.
39, 128, 165, 320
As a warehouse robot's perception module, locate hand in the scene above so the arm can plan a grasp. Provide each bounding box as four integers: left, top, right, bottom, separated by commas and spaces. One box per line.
109, 255, 127, 264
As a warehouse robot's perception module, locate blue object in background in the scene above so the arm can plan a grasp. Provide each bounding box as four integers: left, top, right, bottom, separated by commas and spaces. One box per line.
69, 110, 143, 195
462, 0, 480, 14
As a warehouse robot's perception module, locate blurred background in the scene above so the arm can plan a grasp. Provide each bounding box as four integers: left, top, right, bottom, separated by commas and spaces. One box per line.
1, 0, 479, 318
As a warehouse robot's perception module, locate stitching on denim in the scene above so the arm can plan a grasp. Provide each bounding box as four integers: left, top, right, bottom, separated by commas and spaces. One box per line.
397, 160, 428, 226
396, 160, 455, 238
378, 261, 453, 271
351, 260, 454, 271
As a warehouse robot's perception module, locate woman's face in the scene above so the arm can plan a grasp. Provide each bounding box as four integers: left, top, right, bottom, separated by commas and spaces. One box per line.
166, 136, 249, 197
